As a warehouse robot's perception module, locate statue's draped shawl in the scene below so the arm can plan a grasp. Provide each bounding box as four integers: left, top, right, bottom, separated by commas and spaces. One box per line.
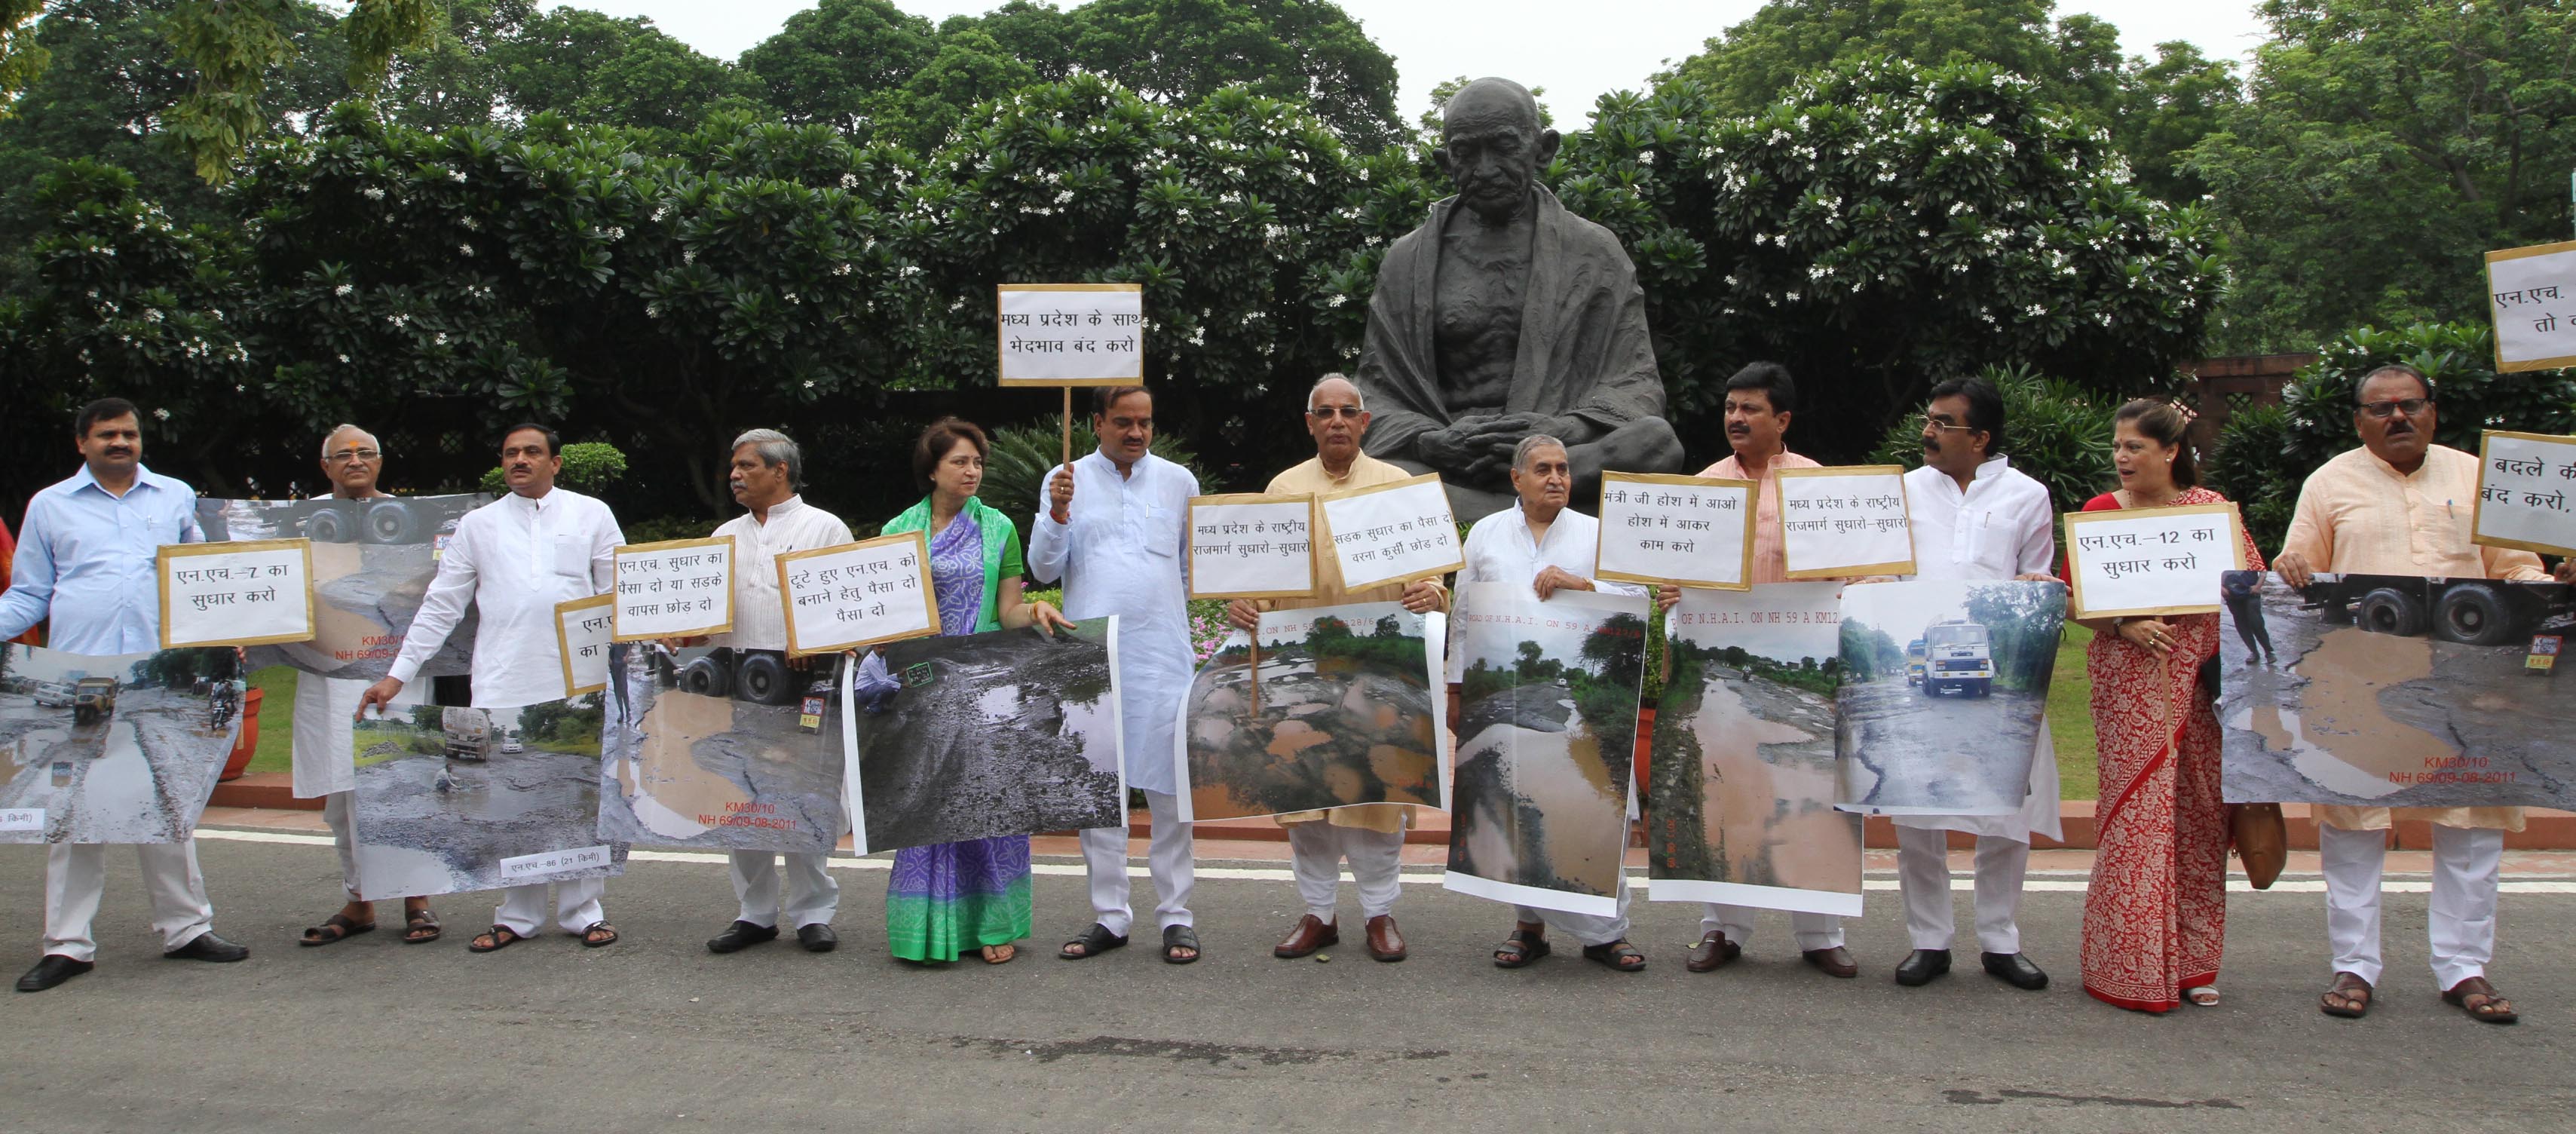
1355, 186, 1665, 461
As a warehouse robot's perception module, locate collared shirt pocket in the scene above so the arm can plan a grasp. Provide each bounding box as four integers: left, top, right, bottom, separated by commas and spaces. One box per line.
1138, 501, 1181, 558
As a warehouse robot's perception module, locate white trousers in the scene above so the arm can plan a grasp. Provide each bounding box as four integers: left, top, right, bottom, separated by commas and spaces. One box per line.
43, 841, 216, 962
321, 792, 363, 901
1287, 822, 1404, 922
728, 851, 839, 929
2320, 822, 2501, 989
1078, 789, 1193, 936
1515, 879, 1632, 948
494, 878, 606, 937
1702, 903, 1845, 952
1895, 827, 2028, 954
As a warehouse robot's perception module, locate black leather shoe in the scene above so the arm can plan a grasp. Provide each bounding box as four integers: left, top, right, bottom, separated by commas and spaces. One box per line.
1894, 948, 1952, 986
1982, 951, 2049, 990
163, 932, 249, 962
796, 924, 838, 953
16, 955, 93, 991
706, 921, 780, 954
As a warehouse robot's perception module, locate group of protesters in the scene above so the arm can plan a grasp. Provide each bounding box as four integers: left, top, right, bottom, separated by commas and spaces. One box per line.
3, 363, 2562, 1027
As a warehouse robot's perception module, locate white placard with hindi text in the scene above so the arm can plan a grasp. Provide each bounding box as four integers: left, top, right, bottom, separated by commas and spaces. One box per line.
776, 532, 940, 656
498, 844, 612, 882
1776, 466, 1916, 578
553, 594, 613, 697
2473, 431, 2576, 556
997, 284, 1145, 385
1595, 472, 1756, 590
2487, 241, 2576, 373
158, 538, 316, 648
0, 808, 41, 832
1188, 494, 1315, 599
1318, 474, 1464, 592
612, 536, 735, 642
2062, 503, 2245, 620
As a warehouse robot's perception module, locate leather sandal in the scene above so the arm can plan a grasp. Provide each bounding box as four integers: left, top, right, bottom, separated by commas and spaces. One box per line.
1058, 922, 1128, 960
2443, 976, 2518, 1025
299, 912, 375, 947
2319, 971, 2372, 1019
467, 925, 523, 953
1161, 924, 1200, 964
1493, 925, 1550, 969
1582, 939, 1646, 972
401, 907, 441, 944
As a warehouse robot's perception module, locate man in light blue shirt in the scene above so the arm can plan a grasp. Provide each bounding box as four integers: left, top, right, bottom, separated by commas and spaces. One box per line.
0, 398, 250, 992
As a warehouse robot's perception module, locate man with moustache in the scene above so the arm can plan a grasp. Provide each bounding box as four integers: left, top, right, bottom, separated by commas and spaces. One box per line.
1035, 386, 1206, 964
1227, 375, 1448, 963
2, 398, 249, 991
358, 424, 626, 953
2274, 363, 2565, 1025
293, 424, 441, 947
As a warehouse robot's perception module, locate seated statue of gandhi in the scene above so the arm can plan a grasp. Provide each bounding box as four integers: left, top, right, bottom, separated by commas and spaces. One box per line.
1354, 76, 1684, 521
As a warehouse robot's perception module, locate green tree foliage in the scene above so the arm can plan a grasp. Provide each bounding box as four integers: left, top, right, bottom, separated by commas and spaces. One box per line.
0, 0, 50, 113
739, 0, 939, 134
1962, 581, 2063, 690
1866, 364, 2119, 516
163, 0, 443, 182
488, 7, 765, 130
2191, 0, 2576, 354
1579, 612, 1649, 690
1839, 617, 1907, 678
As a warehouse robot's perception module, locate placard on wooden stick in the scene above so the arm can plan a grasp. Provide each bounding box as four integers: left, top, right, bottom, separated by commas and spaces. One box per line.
2473, 430, 2576, 557
997, 284, 1145, 387
2062, 502, 2245, 620
553, 593, 613, 697
1594, 471, 1756, 590
776, 532, 939, 656
158, 538, 316, 648
1187, 493, 1316, 600
612, 535, 734, 642
1776, 465, 1916, 578
2486, 240, 2576, 373
1316, 474, 1463, 593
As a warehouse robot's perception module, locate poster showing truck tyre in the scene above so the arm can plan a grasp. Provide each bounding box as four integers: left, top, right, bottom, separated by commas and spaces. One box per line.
1834, 579, 2062, 817
195, 494, 489, 682
0, 644, 244, 844
596, 644, 845, 854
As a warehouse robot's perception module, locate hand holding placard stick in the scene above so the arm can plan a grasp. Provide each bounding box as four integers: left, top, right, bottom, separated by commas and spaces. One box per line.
1775, 465, 1916, 578
2061, 502, 2246, 620
158, 538, 317, 648
776, 532, 941, 657
1594, 471, 1755, 590
2473, 430, 2576, 557
612, 536, 735, 642
997, 282, 1149, 543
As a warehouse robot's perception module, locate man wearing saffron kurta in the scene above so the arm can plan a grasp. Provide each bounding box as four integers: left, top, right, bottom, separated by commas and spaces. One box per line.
2274, 363, 2562, 1025
1227, 375, 1448, 964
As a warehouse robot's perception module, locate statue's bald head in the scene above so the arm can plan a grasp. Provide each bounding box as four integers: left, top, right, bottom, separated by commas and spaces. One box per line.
1443, 78, 1540, 138
1436, 78, 1557, 225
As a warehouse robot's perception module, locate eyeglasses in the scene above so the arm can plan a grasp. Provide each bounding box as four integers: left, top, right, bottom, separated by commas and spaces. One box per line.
2359, 398, 2432, 418
325, 449, 382, 463
1924, 419, 1979, 433
1306, 406, 1365, 419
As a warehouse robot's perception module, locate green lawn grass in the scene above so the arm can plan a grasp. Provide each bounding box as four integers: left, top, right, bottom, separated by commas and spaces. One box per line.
246, 664, 299, 777
2044, 622, 2098, 800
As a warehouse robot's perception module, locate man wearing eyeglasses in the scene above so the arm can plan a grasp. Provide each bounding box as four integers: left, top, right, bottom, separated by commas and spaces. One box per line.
291, 426, 441, 949
2272, 363, 2568, 1025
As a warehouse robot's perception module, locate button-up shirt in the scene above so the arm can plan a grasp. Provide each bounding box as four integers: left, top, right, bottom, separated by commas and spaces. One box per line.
1029, 449, 1199, 795
1699, 449, 1821, 584
389, 487, 623, 709
1449, 504, 1645, 682
706, 496, 854, 652
0, 464, 204, 654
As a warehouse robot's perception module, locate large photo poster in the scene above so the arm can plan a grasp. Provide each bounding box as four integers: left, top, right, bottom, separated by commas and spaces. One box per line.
1834, 579, 2062, 817
2220, 572, 2576, 809
1444, 585, 1648, 918
848, 618, 1126, 854
1648, 585, 1863, 917
348, 694, 627, 899
596, 645, 844, 854
1174, 602, 1445, 823
196, 494, 488, 681
0, 645, 242, 844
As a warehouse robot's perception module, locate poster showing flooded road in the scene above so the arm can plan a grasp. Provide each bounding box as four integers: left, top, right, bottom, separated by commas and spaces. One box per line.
1834, 579, 2060, 817
850, 618, 1124, 854
349, 695, 626, 899
1648, 585, 1862, 917
1443, 585, 1647, 918
0, 645, 241, 844
196, 495, 488, 682
2220, 572, 2576, 808
1175, 602, 1446, 823
597, 645, 844, 854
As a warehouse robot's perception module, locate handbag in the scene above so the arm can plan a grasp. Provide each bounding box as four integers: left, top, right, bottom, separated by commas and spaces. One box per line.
2231, 802, 2287, 890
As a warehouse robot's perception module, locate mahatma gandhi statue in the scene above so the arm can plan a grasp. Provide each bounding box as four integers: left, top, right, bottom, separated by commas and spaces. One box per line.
1354, 77, 1684, 521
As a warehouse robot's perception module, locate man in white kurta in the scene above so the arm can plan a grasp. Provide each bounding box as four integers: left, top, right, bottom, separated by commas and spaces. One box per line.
1888, 377, 2061, 991
699, 431, 852, 954
360, 424, 626, 951
1031, 388, 1204, 961
1453, 435, 1647, 968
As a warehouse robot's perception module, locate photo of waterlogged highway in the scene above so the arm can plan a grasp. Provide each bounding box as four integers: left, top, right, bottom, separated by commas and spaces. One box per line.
596, 645, 843, 854
0, 645, 240, 844
349, 697, 626, 899
197, 495, 487, 682
2220, 572, 2576, 809
1834, 579, 2060, 817
1182, 601, 1441, 822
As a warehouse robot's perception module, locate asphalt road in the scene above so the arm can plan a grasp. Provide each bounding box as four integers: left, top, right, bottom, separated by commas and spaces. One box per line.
2, 835, 2571, 1132
1840, 676, 2049, 814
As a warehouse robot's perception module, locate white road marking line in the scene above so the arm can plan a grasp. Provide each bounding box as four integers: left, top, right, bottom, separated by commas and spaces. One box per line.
192, 828, 2576, 894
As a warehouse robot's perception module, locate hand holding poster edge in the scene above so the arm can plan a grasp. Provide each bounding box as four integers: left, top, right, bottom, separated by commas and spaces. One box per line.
611, 535, 736, 642
1315, 472, 1465, 592
994, 283, 1146, 388
775, 531, 942, 657
2472, 429, 2576, 557
1185, 492, 1318, 601
553, 593, 613, 697
1774, 464, 1917, 579
2061, 501, 2247, 620
2485, 240, 2576, 374
1592, 470, 1757, 590
157, 537, 318, 648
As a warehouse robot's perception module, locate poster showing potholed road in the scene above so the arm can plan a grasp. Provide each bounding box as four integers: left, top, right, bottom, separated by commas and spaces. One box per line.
1649, 584, 1862, 917
1834, 579, 2061, 817
348, 694, 627, 899
1174, 601, 1446, 823
196, 495, 488, 682
596, 644, 844, 854
2219, 572, 2576, 809
0, 645, 242, 844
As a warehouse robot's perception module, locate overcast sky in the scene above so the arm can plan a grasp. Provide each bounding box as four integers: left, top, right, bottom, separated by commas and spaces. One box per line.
578, 0, 2273, 127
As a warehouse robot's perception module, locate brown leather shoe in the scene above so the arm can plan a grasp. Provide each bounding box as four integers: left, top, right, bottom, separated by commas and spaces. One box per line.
1365, 915, 1406, 962
1685, 930, 1741, 973
1273, 914, 1338, 958
1803, 946, 1859, 979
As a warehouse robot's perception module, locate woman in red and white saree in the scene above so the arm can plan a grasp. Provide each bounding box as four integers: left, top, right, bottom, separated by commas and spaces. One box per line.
2075, 400, 2264, 1013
